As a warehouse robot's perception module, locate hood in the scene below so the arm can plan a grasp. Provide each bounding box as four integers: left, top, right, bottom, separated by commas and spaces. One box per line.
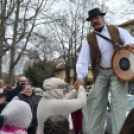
43, 89, 64, 99
19, 91, 24, 95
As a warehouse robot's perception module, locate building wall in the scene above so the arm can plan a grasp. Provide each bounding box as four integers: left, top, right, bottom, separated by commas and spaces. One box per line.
119, 23, 134, 37
55, 70, 66, 80
55, 68, 93, 87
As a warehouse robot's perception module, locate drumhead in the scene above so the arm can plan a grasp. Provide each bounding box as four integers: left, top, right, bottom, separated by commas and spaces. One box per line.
112, 48, 134, 81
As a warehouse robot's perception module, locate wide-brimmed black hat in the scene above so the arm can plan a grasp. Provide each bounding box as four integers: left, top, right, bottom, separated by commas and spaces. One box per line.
86, 8, 106, 21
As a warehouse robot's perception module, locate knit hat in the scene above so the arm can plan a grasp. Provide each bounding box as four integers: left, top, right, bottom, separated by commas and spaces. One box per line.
35, 88, 43, 97
43, 77, 66, 91
6, 84, 12, 90
1, 101, 32, 129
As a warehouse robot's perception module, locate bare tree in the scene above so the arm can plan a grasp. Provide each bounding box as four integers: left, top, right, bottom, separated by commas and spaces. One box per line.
48, 0, 90, 84
30, 32, 57, 61
0, 0, 57, 84
1, 0, 133, 85
0, 0, 12, 77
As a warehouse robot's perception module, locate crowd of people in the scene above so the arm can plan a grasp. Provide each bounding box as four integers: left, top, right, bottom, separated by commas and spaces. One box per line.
0, 76, 87, 134
0, 76, 134, 134
1, 7, 134, 134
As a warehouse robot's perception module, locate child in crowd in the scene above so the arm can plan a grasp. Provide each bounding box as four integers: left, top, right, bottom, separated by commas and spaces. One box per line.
0, 101, 32, 134
43, 115, 69, 134
34, 88, 43, 102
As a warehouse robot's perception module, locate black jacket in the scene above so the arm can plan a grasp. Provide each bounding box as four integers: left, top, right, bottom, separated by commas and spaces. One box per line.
5, 85, 22, 102
5, 85, 35, 102
18, 93, 38, 127
0, 88, 8, 113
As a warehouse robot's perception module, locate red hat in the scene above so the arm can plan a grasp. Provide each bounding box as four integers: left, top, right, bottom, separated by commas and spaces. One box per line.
6, 84, 12, 90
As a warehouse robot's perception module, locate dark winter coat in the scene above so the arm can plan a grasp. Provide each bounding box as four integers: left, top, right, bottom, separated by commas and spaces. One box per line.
5, 85, 22, 102
0, 88, 8, 113
18, 93, 38, 127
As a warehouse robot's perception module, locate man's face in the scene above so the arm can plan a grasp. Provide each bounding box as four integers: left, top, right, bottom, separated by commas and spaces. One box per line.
19, 77, 27, 85
90, 15, 105, 30
0, 80, 5, 88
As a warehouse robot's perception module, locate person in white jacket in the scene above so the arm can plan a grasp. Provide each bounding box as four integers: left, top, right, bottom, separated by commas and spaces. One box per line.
37, 77, 87, 134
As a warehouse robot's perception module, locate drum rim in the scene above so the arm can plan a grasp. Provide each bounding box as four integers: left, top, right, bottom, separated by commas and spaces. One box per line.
111, 47, 134, 82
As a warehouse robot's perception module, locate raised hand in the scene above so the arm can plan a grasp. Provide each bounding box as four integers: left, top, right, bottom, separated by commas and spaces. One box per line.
75, 78, 84, 90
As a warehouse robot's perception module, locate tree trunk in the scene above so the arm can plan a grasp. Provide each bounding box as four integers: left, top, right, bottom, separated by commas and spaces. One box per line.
73, 57, 77, 83
73, 67, 77, 83
7, 65, 14, 84
0, 57, 2, 78
7, 46, 15, 84
65, 64, 70, 84
84, 76, 87, 90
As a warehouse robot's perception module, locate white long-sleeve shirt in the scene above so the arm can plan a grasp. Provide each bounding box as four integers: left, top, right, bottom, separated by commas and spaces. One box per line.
76, 25, 134, 79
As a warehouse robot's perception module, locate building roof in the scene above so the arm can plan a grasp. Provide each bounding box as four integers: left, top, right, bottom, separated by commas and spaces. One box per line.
56, 61, 65, 70
119, 19, 134, 27
56, 60, 92, 71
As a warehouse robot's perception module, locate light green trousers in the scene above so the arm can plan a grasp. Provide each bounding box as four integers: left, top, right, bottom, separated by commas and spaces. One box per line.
83, 67, 127, 134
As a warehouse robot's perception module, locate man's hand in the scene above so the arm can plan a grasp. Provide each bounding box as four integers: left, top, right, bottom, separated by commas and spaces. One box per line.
75, 78, 84, 90
126, 43, 134, 48
0, 97, 6, 104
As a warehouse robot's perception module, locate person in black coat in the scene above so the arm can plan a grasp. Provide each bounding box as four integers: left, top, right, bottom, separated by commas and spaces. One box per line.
0, 115, 5, 130
5, 77, 28, 102
5, 77, 35, 102
12, 84, 38, 134
0, 79, 9, 113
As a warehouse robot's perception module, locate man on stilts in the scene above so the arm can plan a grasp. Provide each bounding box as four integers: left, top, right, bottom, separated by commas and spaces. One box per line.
76, 8, 134, 134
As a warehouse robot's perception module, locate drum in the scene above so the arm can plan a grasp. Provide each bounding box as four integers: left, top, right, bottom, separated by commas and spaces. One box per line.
112, 46, 134, 82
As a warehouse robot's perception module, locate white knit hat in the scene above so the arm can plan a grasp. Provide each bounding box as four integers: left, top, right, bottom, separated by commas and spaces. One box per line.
43, 77, 65, 90
1, 101, 32, 129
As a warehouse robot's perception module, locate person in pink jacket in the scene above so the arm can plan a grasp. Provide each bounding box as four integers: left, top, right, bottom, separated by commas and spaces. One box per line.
0, 101, 32, 134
